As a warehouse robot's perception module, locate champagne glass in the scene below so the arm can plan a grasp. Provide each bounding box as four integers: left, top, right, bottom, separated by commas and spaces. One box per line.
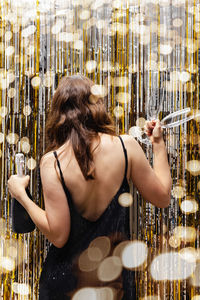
137, 70, 200, 145
137, 70, 166, 145
146, 70, 166, 121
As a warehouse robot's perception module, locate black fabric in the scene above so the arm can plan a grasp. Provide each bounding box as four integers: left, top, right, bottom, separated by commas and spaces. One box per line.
39, 136, 136, 299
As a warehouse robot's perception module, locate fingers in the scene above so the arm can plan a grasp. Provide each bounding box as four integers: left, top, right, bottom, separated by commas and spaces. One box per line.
145, 120, 160, 129
8, 175, 30, 190
144, 119, 163, 139
144, 120, 157, 136
152, 120, 163, 139
25, 175, 30, 186
7, 175, 14, 186
154, 120, 162, 131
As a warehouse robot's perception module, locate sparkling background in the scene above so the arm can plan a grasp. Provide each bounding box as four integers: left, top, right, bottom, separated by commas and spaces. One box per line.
0, 0, 200, 299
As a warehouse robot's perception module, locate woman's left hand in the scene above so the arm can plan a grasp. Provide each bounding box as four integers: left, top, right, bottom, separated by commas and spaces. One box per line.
8, 175, 30, 202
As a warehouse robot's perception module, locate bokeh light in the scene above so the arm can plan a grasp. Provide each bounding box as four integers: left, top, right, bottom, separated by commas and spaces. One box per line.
180, 199, 199, 214
97, 256, 122, 282
121, 241, 148, 269
150, 252, 196, 281
72, 287, 97, 300
173, 226, 197, 243
190, 263, 200, 287
118, 193, 133, 207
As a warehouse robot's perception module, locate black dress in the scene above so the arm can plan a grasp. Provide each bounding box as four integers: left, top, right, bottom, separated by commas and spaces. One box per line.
39, 136, 136, 299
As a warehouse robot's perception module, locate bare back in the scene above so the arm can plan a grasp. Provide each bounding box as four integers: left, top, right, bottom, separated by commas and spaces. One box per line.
51, 134, 131, 221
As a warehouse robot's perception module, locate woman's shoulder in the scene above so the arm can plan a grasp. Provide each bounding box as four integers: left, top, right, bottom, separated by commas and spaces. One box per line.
40, 142, 71, 169
119, 134, 133, 141
100, 133, 139, 153
40, 151, 56, 169
119, 134, 143, 159
119, 134, 138, 147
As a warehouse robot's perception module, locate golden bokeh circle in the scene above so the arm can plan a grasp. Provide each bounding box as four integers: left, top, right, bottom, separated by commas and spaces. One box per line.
121, 241, 148, 269
169, 235, 181, 248
91, 84, 108, 98
173, 18, 183, 27
23, 105, 32, 116
179, 71, 190, 83
118, 193, 133, 207
0, 257, 15, 272
6, 133, 19, 145
5, 46, 15, 57
8, 88, 16, 98
97, 256, 122, 282
21, 142, 30, 154
31, 76, 41, 89
113, 106, 124, 118
43, 76, 53, 88
27, 157, 36, 170
171, 185, 186, 198
89, 236, 111, 260
173, 226, 197, 243
0, 106, 8, 118
78, 248, 100, 272
180, 199, 198, 214
86, 60, 97, 73
186, 160, 200, 176
72, 287, 97, 300
87, 247, 103, 262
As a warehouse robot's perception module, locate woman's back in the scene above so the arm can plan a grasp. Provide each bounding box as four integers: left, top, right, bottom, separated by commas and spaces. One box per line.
44, 133, 131, 222
41, 129, 171, 228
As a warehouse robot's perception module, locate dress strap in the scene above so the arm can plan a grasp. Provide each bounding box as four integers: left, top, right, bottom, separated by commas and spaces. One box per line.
53, 151, 72, 205
118, 136, 128, 179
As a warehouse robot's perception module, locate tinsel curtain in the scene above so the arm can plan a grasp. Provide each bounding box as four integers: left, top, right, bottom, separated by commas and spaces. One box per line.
0, 0, 199, 299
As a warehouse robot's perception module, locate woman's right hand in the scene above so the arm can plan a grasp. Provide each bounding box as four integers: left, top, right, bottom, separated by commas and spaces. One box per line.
144, 119, 163, 144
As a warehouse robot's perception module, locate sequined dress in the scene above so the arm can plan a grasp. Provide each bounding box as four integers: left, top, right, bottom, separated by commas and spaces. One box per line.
39, 136, 136, 299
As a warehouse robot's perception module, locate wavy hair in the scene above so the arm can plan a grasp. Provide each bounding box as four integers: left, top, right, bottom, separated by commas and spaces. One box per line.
45, 75, 116, 180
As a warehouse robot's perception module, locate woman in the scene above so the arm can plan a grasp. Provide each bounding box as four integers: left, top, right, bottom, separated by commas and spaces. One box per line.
8, 75, 172, 299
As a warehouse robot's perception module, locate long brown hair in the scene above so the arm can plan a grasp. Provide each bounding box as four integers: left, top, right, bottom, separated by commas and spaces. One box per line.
45, 75, 116, 180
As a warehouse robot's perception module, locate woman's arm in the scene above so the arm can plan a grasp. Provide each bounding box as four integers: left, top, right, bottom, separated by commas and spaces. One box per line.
126, 120, 172, 208
152, 139, 172, 197
8, 154, 71, 248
